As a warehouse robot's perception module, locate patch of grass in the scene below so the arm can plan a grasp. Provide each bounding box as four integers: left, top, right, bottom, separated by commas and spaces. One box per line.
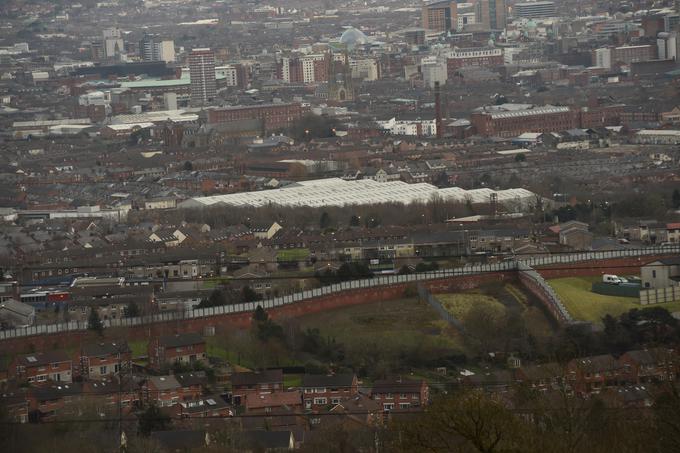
283, 374, 302, 389
437, 293, 506, 321
129, 340, 148, 358
297, 298, 463, 352
206, 337, 230, 361
549, 277, 680, 323
277, 248, 310, 261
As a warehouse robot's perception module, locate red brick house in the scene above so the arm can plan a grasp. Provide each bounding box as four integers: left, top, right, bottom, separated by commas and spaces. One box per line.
231, 369, 283, 406
11, 351, 73, 384
567, 354, 622, 394
82, 379, 141, 415
148, 332, 206, 371
28, 382, 83, 421
79, 341, 132, 379
370, 378, 429, 411
1, 384, 29, 423
145, 374, 203, 407
173, 395, 232, 419
301, 373, 359, 410
515, 363, 565, 391
619, 348, 677, 384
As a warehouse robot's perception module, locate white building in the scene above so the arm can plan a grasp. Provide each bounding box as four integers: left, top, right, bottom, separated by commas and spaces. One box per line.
350, 58, 379, 81
103, 28, 125, 59
421, 57, 448, 88
594, 48, 612, 69
657, 32, 678, 61
215, 65, 239, 86
377, 117, 438, 136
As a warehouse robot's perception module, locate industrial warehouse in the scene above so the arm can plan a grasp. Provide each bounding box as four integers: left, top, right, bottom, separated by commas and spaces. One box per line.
178, 178, 539, 210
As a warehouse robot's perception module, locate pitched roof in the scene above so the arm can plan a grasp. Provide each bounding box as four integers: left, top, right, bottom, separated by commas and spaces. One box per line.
158, 332, 204, 348
16, 350, 71, 367
175, 371, 208, 388
148, 375, 181, 391
81, 341, 130, 357
302, 373, 356, 388
231, 369, 283, 387
623, 348, 675, 366
372, 378, 425, 394
245, 390, 302, 410
571, 354, 620, 373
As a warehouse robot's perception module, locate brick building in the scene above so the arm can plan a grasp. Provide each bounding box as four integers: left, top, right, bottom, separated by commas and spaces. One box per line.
301, 373, 359, 410
567, 354, 622, 394
619, 348, 678, 384
370, 378, 429, 411
148, 333, 206, 371
206, 103, 304, 133
422, 1, 458, 33
447, 47, 503, 74
11, 351, 73, 384
231, 369, 284, 406
79, 341, 132, 379
471, 105, 577, 137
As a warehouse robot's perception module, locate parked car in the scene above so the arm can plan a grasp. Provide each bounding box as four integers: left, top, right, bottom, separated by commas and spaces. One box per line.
602, 274, 623, 284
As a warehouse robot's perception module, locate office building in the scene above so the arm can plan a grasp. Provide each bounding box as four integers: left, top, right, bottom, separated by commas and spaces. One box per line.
422, 1, 458, 33
140, 35, 176, 63
475, 0, 507, 31
514, 1, 556, 19
189, 48, 217, 106
447, 47, 504, 73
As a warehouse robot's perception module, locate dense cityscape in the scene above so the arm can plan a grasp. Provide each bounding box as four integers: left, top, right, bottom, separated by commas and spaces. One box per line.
1, 0, 680, 451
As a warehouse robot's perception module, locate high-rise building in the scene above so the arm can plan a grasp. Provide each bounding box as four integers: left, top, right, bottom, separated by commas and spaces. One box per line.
514, 1, 556, 19
103, 28, 125, 60
189, 48, 217, 106
422, 1, 458, 33
475, 0, 507, 31
140, 35, 176, 63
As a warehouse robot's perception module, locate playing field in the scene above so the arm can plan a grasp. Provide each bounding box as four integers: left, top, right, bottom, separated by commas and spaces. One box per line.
549, 276, 680, 323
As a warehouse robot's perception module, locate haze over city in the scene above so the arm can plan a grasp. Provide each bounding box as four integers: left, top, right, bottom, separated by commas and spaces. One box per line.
1, 0, 680, 452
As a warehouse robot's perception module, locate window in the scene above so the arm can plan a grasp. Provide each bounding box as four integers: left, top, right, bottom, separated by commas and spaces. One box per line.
400, 403, 411, 409
383, 403, 394, 411
652, 270, 657, 278
100, 366, 107, 375
37, 375, 47, 382
313, 397, 327, 405
331, 398, 341, 405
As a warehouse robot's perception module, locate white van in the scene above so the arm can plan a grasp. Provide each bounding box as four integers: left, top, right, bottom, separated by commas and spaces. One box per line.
602, 274, 622, 284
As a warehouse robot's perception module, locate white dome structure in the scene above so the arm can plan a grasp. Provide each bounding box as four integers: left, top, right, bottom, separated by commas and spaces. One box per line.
340, 27, 369, 49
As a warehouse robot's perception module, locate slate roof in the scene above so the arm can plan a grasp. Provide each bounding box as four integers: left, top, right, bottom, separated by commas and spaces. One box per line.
301, 373, 356, 388
231, 369, 283, 387
158, 332, 204, 348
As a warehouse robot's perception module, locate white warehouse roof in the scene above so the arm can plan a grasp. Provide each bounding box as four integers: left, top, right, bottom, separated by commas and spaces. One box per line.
179, 178, 538, 210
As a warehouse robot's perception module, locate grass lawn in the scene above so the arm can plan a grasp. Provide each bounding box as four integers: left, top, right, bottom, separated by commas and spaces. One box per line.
277, 248, 310, 261
283, 374, 303, 389
437, 292, 506, 321
296, 298, 464, 352
206, 336, 232, 362
129, 340, 148, 358
549, 276, 680, 323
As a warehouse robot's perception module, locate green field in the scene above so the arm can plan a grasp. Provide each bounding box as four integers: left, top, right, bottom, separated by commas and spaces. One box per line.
436, 285, 554, 338
129, 340, 148, 358
437, 292, 506, 321
549, 276, 680, 323
277, 248, 310, 261
296, 297, 463, 352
